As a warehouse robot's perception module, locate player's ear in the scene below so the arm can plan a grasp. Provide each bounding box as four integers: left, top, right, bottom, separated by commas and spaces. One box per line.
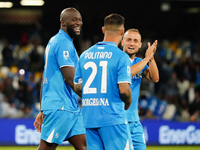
120, 27, 125, 36
139, 42, 142, 48
121, 39, 124, 46
102, 26, 105, 34
60, 19, 66, 26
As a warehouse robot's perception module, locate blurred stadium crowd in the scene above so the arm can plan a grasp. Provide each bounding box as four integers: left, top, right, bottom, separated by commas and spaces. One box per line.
0, 30, 199, 122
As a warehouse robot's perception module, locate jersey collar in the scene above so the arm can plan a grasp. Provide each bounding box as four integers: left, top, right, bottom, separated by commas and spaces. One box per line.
59, 29, 72, 41
130, 57, 136, 63
130, 58, 134, 63
97, 41, 117, 47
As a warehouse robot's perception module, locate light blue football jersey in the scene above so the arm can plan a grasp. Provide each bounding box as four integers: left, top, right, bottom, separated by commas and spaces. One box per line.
126, 57, 149, 122
74, 41, 131, 128
41, 30, 80, 112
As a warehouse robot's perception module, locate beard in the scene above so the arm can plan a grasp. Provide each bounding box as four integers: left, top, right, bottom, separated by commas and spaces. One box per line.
67, 25, 82, 39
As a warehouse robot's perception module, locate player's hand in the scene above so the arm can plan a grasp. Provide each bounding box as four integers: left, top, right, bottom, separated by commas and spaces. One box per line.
145, 40, 158, 60
148, 40, 158, 54
34, 111, 44, 132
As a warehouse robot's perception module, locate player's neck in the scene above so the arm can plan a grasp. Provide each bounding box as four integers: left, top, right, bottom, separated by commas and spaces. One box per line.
60, 28, 74, 40
129, 54, 135, 60
103, 34, 122, 46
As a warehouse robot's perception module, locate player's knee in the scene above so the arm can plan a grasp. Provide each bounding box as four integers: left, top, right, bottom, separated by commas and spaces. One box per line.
38, 140, 58, 150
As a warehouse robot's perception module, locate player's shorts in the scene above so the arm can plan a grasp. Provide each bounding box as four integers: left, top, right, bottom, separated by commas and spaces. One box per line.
86, 123, 133, 150
128, 121, 146, 150
41, 109, 85, 144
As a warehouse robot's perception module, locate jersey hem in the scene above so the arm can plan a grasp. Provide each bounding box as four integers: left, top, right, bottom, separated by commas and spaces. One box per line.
60, 65, 74, 68
118, 81, 131, 84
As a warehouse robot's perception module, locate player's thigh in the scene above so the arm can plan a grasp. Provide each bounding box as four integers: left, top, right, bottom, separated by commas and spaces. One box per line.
86, 128, 104, 150
41, 110, 79, 145
129, 121, 146, 150
67, 114, 86, 150
100, 124, 133, 150
68, 134, 86, 150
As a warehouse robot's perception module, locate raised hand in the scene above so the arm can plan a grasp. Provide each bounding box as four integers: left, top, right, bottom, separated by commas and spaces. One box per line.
145, 40, 158, 61
148, 40, 158, 54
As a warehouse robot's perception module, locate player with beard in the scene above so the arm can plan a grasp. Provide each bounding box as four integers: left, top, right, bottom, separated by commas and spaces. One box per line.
74, 13, 133, 150
121, 29, 159, 150
34, 8, 86, 150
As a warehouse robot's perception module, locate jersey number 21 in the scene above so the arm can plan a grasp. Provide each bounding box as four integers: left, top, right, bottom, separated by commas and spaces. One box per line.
83, 61, 108, 94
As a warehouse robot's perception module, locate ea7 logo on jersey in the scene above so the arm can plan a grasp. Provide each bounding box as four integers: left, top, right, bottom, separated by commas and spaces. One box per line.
63, 51, 69, 60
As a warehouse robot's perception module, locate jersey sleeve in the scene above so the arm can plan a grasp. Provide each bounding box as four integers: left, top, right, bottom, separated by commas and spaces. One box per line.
117, 54, 131, 84
55, 40, 75, 68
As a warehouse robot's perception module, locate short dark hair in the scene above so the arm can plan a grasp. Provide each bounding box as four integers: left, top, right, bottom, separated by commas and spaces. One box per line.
104, 13, 125, 31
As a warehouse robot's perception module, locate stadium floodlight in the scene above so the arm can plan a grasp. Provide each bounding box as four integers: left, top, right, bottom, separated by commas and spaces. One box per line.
161, 2, 170, 12
0, 2, 13, 8
19, 69, 25, 75
20, 0, 44, 6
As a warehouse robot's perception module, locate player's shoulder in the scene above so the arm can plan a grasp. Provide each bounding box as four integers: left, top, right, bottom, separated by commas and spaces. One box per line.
116, 48, 130, 58
50, 31, 72, 46
50, 33, 75, 55
117, 48, 127, 55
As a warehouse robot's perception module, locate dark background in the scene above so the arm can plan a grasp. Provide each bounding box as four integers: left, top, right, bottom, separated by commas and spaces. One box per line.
1, 0, 200, 45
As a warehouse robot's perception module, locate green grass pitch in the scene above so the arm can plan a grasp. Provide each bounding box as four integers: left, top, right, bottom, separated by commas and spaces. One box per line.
0, 145, 200, 150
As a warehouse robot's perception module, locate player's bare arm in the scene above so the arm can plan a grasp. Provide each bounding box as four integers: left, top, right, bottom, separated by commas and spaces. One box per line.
61, 66, 82, 97
34, 74, 44, 132
143, 41, 159, 82
130, 58, 149, 77
119, 83, 132, 110
61, 66, 75, 89
130, 40, 157, 76
143, 58, 159, 83
74, 83, 82, 98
